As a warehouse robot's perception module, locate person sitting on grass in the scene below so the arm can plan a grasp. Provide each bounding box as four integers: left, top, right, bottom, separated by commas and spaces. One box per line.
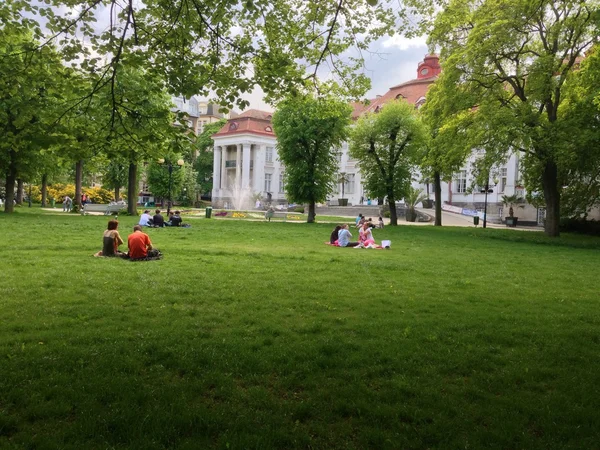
359, 221, 380, 248
170, 210, 183, 227
139, 210, 153, 227
329, 225, 342, 245
94, 219, 125, 257
337, 224, 360, 248
378, 216, 384, 229
152, 209, 165, 227
355, 213, 363, 227
127, 225, 162, 260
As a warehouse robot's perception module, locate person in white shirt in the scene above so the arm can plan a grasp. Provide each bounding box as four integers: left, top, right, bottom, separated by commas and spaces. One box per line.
139, 210, 153, 227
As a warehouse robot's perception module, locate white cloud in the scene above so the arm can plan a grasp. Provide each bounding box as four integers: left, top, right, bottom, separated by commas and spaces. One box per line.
380, 35, 428, 51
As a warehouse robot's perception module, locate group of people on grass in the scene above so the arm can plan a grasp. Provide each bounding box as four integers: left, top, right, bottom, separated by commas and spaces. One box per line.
355, 213, 384, 230
329, 223, 381, 249
95, 220, 161, 260
139, 209, 185, 227
327, 213, 387, 249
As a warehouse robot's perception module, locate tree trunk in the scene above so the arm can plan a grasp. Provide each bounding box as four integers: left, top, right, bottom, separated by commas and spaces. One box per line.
114, 186, 120, 203
75, 160, 83, 209
128, 162, 138, 215
16, 179, 24, 204
387, 195, 397, 226
378, 197, 384, 205
541, 160, 560, 237
4, 163, 17, 213
434, 171, 442, 226
41, 173, 48, 207
307, 201, 316, 223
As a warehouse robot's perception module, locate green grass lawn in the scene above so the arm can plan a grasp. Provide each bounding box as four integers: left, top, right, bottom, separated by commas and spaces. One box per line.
1, 208, 599, 449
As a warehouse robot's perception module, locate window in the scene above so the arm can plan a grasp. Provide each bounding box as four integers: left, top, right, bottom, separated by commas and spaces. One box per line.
499, 168, 507, 193
278, 173, 285, 193
264, 173, 272, 192
455, 170, 467, 193
266, 147, 273, 163
265, 126, 273, 132
421, 68, 429, 76
344, 173, 356, 195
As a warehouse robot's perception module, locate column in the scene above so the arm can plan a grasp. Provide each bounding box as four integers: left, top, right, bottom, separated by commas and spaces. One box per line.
212, 146, 221, 196
242, 142, 251, 189
235, 144, 242, 187
253, 144, 266, 194
221, 145, 227, 191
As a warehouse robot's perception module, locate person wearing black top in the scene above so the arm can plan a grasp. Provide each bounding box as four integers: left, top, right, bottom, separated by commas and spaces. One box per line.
330, 225, 342, 245
153, 209, 165, 227
170, 210, 183, 227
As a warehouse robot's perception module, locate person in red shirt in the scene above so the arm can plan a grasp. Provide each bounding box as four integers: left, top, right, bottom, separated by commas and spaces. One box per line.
127, 225, 161, 260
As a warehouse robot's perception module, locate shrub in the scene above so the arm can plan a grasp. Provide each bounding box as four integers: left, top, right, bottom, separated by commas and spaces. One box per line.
43, 184, 114, 204
559, 218, 600, 236
293, 206, 305, 213
383, 210, 390, 218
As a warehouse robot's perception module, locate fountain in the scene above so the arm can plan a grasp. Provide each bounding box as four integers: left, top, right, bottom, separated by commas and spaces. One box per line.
228, 178, 253, 211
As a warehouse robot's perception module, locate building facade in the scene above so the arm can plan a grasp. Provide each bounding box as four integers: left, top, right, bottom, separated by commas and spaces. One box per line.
211, 110, 284, 208
210, 55, 543, 222
171, 96, 230, 135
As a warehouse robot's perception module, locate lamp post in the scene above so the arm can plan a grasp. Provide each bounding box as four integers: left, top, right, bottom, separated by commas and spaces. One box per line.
480, 177, 498, 229
158, 158, 184, 216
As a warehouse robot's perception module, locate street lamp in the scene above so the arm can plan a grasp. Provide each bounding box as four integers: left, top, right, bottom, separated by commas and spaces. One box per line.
480, 177, 498, 229
158, 158, 184, 216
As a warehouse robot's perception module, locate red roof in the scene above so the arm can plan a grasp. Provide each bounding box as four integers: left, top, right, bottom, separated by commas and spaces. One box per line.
213, 109, 275, 137
351, 54, 440, 119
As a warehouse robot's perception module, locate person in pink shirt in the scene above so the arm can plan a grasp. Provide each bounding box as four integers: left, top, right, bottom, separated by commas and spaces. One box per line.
359, 222, 376, 247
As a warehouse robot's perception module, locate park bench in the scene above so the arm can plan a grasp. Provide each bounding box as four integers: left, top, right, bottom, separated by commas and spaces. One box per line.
82, 203, 123, 216
265, 210, 288, 222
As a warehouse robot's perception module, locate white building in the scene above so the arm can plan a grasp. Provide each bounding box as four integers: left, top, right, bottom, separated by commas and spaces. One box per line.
171, 96, 230, 135
211, 110, 284, 208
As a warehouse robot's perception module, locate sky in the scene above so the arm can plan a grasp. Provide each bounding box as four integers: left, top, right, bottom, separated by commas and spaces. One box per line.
242, 34, 430, 112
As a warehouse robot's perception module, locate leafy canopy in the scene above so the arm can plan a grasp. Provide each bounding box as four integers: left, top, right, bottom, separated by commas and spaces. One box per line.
350, 100, 427, 224
272, 94, 351, 220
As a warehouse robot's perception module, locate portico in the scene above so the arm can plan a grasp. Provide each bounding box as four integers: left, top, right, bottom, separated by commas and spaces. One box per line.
211, 110, 281, 208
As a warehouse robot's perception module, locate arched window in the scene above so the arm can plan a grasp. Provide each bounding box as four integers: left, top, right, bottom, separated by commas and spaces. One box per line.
229, 122, 238, 131
395, 94, 405, 100
265, 126, 273, 132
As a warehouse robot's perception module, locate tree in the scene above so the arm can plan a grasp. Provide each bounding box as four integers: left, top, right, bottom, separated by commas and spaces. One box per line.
88, 66, 182, 215
405, 186, 427, 222
426, 0, 598, 236
556, 46, 600, 219
146, 155, 185, 204
419, 65, 481, 227
349, 100, 427, 225
0, 12, 68, 213
101, 158, 129, 202
272, 94, 352, 222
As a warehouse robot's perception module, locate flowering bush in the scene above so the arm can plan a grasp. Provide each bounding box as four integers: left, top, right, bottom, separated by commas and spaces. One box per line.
287, 215, 302, 220
232, 212, 247, 218
40, 184, 114, 204
214, 211, 228, 217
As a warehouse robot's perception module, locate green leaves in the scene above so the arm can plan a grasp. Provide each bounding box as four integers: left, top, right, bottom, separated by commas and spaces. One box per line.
349, 100, 427, 224
272, 94, 351, 221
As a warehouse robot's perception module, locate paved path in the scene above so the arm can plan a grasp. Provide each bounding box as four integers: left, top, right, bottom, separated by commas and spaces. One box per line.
333, 208, 541, 231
